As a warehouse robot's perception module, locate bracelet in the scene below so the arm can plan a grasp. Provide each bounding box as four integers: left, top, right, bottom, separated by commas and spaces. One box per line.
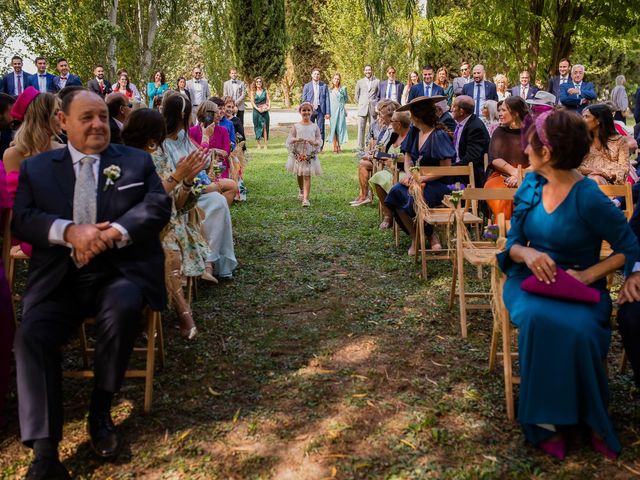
183, 180, 194, 187
167, 175, 178, 183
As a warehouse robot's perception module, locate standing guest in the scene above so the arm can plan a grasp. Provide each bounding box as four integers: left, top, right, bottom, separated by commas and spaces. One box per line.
494, 74, 511, 101
328, 73, 348, 153
26, 57, 58, 94
497, 109, 638, 461
435, 67, 454, 106
0, 93, 16, 158
634, 85, 640, 127
105, 93, 132, 144
484, 96, 530, 219
12, 89, 171, 477
481, 100, 500, 136
511, 70, 538, 100
435, 99, 456, 132
559, 64, 597, 113
355, 65, 380, 150
301, 68, 331, 150
385, 96, 455, 255
578, 104, 629, 185
453, 62, 472, 96
250, 76, 270, 149
113, 73, 136, 100
401, 71, 420, 106
408, 65, 445, 102
462, 65, 499, 116
610, 75, 629, 122
223, 96, 248, 200
379, 66, 404, 103
176, 76, 191, 103
147, 70, 169, 108
222, 67, 247, 124
2, 55, 32, 97
185, 66, 211, 110
54, 58, 82, 91
87, 64, 113, 99
547, 58, 571, 103
110, 69, 141, 102
451, 95, 491, 184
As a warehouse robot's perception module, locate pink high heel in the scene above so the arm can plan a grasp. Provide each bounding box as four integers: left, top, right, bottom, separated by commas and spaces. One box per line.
539, 437, 566, 460
591, 435, 619, 460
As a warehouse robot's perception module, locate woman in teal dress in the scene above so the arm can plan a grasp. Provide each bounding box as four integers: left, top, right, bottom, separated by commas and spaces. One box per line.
497, 110, 639, 460
250, 76, 270, 149
328, 73, 348, 153
436, 67, 454, 107
147, 70, 169, 108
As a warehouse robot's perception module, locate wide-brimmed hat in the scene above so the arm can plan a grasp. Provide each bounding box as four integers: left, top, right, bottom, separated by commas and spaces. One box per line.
10, 86, 41, 122
526, 90, 556, 107
397, 95, 447, 112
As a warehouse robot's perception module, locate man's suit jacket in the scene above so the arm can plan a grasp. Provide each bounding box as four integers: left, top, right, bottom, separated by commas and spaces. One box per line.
453, 76, 471, 96
354, 77, 380, 117
547, 75, 570, 103
2, 71, 32, 97
510, 84, 539, 100
439, 112, 456, 133
301, 81, 331, 116
109, 117, 123, 144
87, 78, 113, 98
186, 79, 211, 106
559, 81, 597, 113
222, 79, 246, 111
26, 72, 58, 93
11, 144, 171, 312
455, 114, 490, 184
54, 73, 83, 91
461, 81, 499, 101
378, 80, 404, 102
408, 83, 446, 102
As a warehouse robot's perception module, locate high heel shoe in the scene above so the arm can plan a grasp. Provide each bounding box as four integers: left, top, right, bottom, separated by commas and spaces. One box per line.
179, 312, 197, 340
591, 435, 619, 460
201, 263, 218, 283
539, 437, 566, 460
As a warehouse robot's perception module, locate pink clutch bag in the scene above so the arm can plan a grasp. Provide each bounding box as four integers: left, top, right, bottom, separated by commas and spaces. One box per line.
521, 267, 601, 304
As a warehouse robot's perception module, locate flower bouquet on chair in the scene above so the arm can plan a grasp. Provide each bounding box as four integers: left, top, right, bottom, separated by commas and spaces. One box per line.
289, 139, 318, 164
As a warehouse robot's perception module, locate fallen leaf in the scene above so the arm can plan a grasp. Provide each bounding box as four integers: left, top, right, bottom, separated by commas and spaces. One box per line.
176, 430, 191, 443
330, 466, 337, 477
482, 454, 498, 462
208, 387, 222, 396
352, 393, 367, 398
232, 408, 241, 423
350, 374, 369, 380
399, 439, 417, 450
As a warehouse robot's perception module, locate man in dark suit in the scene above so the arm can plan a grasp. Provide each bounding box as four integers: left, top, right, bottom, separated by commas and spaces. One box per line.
378, 66, 403, 103
26, 57, 58, 94
301, 68, 331, 149
87, 64, 113, 99
12, 89, 171, 479
106, 93, 131, 144
451, 95, 490, 185
2, 55, 32, 97
54, 58, 83, 91
408, 65, 445, 102
559, 64, 597, 113
511, 70, 538, 100
461, 65, 499, 116
547, 58, 571, 104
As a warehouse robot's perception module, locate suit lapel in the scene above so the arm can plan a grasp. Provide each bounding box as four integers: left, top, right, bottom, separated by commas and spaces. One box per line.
97, 145, 123, 221
52, 147, 75, 212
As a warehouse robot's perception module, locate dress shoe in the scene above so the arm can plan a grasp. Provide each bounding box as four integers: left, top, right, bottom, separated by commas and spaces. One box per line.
591, 435, 619, 460
539, 437, 566, 460
87, 412, 120, 459
25, 458, 70, 480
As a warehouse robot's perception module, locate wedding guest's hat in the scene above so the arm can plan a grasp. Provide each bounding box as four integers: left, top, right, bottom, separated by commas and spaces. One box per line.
526, 91, 556, 107
397, 95, 447, 112
11, 86, 41, 122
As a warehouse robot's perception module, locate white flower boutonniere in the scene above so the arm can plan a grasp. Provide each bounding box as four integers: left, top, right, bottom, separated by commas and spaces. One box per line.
103, 165, 121, 191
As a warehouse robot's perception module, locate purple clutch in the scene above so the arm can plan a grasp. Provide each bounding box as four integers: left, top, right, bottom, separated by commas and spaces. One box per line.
521, 267, 601, 304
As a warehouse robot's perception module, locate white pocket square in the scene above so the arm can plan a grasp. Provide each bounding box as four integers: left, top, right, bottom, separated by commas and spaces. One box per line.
117, 182, 144, 191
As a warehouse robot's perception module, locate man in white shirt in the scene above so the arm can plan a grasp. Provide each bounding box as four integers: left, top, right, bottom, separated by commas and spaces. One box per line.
511, 70, 538, 100
26, 56, 58, 93
453, 62, 472, 96
222, 67, 247, 123
2, 55, 32, 97
548, 58, 571, 103
378, 66, 403, 102
354, 65, 380, 150
186, 66, 211, 110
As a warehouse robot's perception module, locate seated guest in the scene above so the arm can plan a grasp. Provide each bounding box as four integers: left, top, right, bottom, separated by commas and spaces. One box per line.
223, 95, 245, 145
0, 93, 16, 158
111, 69, 142, 101
105, 93, 132, 144
369, 110, 411, 229
208, 96, 237, 151
579, 104, 630, 185
604, 100, 638, 155
147, 70, 169, 108
401, 71, 419, 106
481, 99, 500, 136
122, 109, 208, 340
497, 109, 638, 461
494, 73, 510, 101
450, 95, 490, 184
223, 96, 248, 201
484, 96, 530, 219
162, 93, 238, 280
385, 95, 455, 255
12, 89, 170, 477
435, 99, 456, 133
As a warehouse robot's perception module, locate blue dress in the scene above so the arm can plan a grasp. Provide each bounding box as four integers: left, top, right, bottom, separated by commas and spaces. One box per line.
497, 173, 639, 454
384, 126, 455, 234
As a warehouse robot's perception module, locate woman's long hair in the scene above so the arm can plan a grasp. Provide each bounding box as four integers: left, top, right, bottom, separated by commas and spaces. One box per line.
406, 71, 419, 86
409, 101, 453, 139
250, 77, 266, 96
121, 108, 167, 151
162, 91, 191, 136
584, 104, 619, 151
435, 67, 449, 89
13, 93, 60, 156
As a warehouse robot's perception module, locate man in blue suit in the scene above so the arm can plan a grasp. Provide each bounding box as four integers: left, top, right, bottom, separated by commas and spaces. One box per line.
2, 55, 32, 97
54, 58, 83, 91
378, 66, 403, 103
559, 64, 597, 113
461, 64, 498, 116
301, 68, 331, 149
26, 56, 58, 93
12, 89, 171, 478
510, 70, 538, 100
408, 65, 445, 102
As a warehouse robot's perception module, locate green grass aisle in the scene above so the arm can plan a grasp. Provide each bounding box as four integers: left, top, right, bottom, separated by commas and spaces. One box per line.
1, 132, 639, 479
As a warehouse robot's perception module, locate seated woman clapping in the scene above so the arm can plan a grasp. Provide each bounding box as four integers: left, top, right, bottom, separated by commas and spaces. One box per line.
497, 109, 639, 461
122, 109, 208, 340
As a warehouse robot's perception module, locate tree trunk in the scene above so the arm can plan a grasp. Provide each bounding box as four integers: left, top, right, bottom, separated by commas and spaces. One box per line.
546, 0, 582, 79
141, 0, 159, 100
527, 0, 544, 83
107, 0, 119, 79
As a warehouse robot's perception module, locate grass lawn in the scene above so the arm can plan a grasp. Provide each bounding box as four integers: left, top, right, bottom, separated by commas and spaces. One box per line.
1, 128, 640, 479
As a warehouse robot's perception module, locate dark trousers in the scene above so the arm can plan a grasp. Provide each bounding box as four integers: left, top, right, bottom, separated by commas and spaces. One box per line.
311, 108, 326, 150
14, 264, 145, 445
237, 109, 244, 124
618, 300, 640, 388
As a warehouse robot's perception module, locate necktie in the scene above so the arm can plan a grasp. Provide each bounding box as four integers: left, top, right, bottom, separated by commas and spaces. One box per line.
475, 83, 481, 115
61, 76, 67, 80
454, 123, 463, 159
232, 80, 238, 84
17, 75, 22, 95
73, 157, 97, 225
386, 82, 392, 99
424, 83, 431, 96
99, 80, 104, 93
560, 77, 567, 84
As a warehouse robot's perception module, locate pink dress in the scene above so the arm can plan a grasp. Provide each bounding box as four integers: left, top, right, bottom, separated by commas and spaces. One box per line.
6, 170, 32, 257
189, 125, 232, 179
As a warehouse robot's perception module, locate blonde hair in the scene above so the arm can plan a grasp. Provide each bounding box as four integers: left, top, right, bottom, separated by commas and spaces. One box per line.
494, 74, 508, 92
378, 100, 401, 118
435, 67, 449, 89
391, 111, 411, 129
13, 93, 60, 157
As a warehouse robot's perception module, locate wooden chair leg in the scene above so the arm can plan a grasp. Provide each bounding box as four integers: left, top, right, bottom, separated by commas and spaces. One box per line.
419, 222, 427, 280
143, 311, 157, 414
394, 220, 400, 247
457, 247, 467, 338
448, 258, 457, 310
502, 300, 515, 421
488, 318, 499, 371
620, 350, 628, 374
156, 314, 165, 369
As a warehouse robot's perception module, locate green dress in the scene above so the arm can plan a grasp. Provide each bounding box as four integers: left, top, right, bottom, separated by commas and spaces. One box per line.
329, 87, 348, 145
252, 90, 270, 140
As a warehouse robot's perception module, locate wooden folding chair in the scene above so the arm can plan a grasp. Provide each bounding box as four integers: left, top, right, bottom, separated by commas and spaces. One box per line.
414, 164, 482, 280
449, 189, 516, 338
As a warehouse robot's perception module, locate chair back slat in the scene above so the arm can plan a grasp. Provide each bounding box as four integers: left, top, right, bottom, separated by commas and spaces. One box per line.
462, 188, 516, 201
598, 183, 634, 220
417, 164, 477, 214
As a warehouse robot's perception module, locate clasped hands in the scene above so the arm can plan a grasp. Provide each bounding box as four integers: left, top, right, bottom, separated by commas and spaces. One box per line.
64, 222, 123, 266
521, 247, 589, 285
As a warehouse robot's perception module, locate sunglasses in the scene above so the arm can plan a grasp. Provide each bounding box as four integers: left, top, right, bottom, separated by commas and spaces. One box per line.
127, 103, 133, 108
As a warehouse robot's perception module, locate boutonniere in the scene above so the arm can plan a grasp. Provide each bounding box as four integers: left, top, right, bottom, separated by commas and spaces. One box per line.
103, 165, 121, 191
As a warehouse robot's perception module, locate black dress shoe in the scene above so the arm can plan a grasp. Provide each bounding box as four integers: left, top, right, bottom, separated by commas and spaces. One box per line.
87, 412, 120, 459
25, 458, 70, 480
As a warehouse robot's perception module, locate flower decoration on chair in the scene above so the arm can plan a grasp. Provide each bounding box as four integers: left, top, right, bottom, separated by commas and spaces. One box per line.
103, 165, 121, 191
446, 182, 466, 207
483, 224, 499, 242
190, 176, 206, 196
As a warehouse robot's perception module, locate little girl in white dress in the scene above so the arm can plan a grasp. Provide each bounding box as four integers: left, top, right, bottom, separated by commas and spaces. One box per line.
285, 102, 322, 206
